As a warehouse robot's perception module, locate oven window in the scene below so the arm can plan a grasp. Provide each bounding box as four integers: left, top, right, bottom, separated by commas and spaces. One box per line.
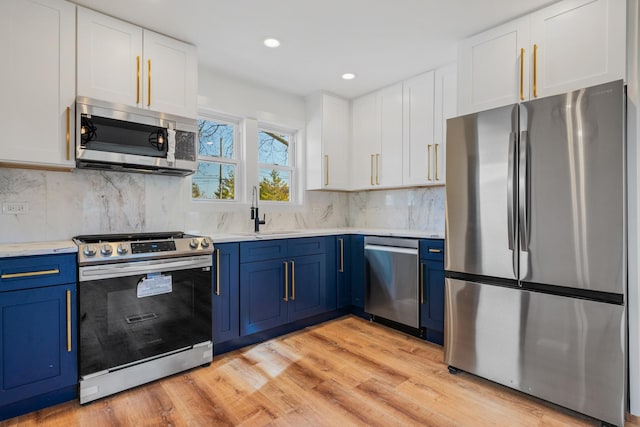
79, 267, 211, 376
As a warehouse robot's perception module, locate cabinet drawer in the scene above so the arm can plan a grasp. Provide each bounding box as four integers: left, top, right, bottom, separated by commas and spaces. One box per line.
240, 240, 288, 263
420, 239, 444, 261
0, 254, 76, 292
287, 237, 326, 257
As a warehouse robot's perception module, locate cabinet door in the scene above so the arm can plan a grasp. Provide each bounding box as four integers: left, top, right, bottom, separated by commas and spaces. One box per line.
420, 259, 445, 344
212, 243, 239, 344
529, 0, 625, 99
336, 236, 351, 309
378, 83, 404, 187
433, 63, 457, 185
240, 259, 289, 336
0, 284, 77, 407
322, 95, 350, 189
143, 30, 198, 118
288, 254, 327, 322
351, 93, 380, 190
77, 7, 142, 108
0, 0, 75, 168
402, 71, 435, 186
458, 17, 530, 114
350, 235, 366, 308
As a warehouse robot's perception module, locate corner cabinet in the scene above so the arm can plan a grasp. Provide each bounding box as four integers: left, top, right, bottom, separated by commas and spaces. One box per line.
212, 243, 240, 344
0, 0, 76, 169
305, 93, 350, 190
419, 239, 445, 345
458, 0, 625, 114
0, 254, 77, 420
77, 7, 197, 118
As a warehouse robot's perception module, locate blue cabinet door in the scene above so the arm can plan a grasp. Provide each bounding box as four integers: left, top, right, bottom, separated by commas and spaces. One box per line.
336, 235, 351, 309
287, 254, 327, 322
240, 259, 289, 336
213, 243, 239, 344
0, 284, 77, 408
350, 235, 365, 308
420, 258, 445, 345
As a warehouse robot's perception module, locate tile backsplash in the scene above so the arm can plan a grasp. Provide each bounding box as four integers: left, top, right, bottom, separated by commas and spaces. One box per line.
0, 168, 445, 243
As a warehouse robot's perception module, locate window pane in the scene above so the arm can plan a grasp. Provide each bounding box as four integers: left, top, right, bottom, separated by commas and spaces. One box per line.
259, 168, 290, 201
258, 130, 289, 166
192, 162, 235, 200
198, 119, 234, 159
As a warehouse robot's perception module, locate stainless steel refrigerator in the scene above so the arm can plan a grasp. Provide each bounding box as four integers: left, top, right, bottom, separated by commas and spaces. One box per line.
444, 80, 626, 426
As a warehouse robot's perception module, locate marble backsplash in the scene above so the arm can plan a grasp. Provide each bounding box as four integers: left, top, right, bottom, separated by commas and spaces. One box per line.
0, 168, 445, 243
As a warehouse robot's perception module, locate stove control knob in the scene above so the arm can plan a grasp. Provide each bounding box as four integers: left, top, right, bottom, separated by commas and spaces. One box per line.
101, 244, 113, 256
117, 244, 128, 255
189, 238, 199, 249
84, 245, 97, 257
200, 238, 211, 248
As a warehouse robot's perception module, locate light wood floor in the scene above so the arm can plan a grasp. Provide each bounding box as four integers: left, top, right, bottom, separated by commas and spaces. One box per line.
3, 315, 639, 427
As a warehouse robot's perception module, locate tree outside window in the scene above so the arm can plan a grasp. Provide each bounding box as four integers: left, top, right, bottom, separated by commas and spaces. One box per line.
192, 118, 238, 201
258, 128, 294, 202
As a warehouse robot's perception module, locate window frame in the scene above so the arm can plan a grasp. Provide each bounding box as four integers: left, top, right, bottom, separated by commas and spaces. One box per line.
257, 124, 297, 205
192, 113, 241, 203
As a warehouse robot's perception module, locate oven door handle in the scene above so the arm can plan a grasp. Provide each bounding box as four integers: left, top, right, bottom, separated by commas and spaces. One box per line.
78, 256, 212, 281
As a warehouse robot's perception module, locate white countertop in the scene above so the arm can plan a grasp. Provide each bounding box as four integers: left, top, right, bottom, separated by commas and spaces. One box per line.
0, 240, 78, 258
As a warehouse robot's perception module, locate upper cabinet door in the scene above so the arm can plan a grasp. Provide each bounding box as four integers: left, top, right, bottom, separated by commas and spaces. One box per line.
77, 7, 143, 107
529, 0, 625, 99
143, 30, 198, 118
351, 93, 380, 190
378, 83, 404, 187
402, 71, 435, 186
433, 63, 457, 186
0, 0, 76, 169
458, 17, 530, 115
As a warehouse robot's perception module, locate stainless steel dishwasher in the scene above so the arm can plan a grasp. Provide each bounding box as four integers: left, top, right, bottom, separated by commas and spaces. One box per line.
364, 236, 419, 329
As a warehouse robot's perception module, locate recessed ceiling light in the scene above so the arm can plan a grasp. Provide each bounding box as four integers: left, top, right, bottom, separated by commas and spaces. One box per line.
263, 38, 280, 48
342, 73, 356, 80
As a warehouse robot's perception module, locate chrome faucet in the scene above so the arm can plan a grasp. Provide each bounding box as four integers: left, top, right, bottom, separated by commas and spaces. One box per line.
251, 186, 266, 232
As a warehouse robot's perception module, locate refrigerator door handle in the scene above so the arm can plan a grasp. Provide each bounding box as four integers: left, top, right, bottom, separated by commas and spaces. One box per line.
507, 131, 518, 276
519, 129, 530, 251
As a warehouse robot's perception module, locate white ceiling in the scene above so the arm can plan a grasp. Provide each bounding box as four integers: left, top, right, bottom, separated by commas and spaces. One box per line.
73, 0, 558, 99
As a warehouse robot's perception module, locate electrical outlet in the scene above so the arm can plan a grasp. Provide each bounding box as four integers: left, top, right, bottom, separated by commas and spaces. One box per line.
2, 202, 29, 215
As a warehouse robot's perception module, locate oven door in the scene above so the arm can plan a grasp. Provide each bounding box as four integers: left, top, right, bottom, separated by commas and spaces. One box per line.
78, 256, 212, 377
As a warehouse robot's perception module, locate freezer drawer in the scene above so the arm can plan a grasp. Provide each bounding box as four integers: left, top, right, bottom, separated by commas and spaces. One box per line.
444, 278, 625, 426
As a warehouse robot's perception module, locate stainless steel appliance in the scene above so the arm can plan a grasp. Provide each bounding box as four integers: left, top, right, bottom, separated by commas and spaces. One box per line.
365, 237, 419, 329
444, 80, 626, 426
74, 232, 213, 404
75, 97, 198, 176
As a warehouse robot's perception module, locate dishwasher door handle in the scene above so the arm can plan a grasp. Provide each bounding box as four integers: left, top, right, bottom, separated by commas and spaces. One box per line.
364, 244, 419, 255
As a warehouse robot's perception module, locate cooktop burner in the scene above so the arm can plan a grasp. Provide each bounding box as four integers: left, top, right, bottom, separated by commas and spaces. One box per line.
73, 231, 213, 265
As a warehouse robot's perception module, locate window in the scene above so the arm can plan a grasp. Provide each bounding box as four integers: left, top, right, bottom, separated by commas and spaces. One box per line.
258, 126, 295, 202
192, 117, 238, 201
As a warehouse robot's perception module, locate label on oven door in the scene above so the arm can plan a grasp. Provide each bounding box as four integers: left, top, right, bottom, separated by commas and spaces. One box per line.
137, 273, 172, 298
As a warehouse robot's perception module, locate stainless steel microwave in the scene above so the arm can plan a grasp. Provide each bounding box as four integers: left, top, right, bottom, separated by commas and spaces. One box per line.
75, 97, 198, 176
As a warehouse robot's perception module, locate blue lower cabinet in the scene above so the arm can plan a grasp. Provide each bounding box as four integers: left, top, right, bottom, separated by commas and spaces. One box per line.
0, 283, 77, 420
287, 254, 326, 322
419, 250, 445, 345
212, 243, 240, 344
350, 235, 365, 308
240, 259, 289, 336
336, 235, 351, 309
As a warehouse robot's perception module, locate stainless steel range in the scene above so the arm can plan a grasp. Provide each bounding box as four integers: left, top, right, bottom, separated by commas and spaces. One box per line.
74, 232, 213, 404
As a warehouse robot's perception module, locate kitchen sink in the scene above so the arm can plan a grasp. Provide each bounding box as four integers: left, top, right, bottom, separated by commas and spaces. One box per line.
231, 230, 305, 239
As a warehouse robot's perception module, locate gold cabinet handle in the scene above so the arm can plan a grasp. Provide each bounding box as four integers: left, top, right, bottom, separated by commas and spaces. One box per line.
290, 260, 295, 301
428, 248, 442, 253
283, 261, 289, 302
375, 153, 380, 185
136, 56, 141, 104
66, 290, 72, 352
435, 144, 440, 181
427, 145, 432, 181
533, 44, 538, 98
147, 58, 151, 107
1, 269, 59, 279
519, 48, 525, 101
420, 263, 425, 305
370, 154, 374, 185
324, 155, 329, 186
65, 106, 70, 160
215, 249, 221, 296
338, 238, 344, 273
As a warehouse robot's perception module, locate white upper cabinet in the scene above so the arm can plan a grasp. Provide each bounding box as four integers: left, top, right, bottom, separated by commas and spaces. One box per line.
458, 0, 625, 114
458, 17, 530, 115
402, 71, 435, 186
77, 7, 197, 118
378, 83, 404, 188
433, 63, 457, 186
0, 0, 76, 169
305, 93, 350, 190
351, 92, 380, 190
529, 0, 625, 99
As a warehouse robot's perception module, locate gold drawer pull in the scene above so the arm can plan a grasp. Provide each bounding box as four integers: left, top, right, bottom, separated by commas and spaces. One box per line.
1, 269, 60, 279
428, 248, 442, 253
